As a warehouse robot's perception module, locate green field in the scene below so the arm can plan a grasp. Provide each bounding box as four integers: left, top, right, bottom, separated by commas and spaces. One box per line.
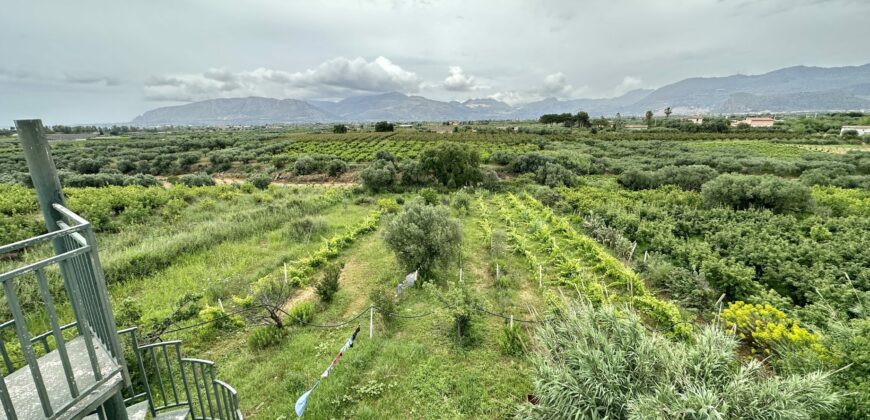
2, 124, 870, 418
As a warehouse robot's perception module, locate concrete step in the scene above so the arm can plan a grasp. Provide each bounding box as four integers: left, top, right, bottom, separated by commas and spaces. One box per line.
83, 400, 149, 420
0, 336, 124, 420
153, 407, 190, 420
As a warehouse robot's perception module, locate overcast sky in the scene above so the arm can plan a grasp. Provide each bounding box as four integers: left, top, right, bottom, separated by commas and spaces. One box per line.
2, 0, 869, 125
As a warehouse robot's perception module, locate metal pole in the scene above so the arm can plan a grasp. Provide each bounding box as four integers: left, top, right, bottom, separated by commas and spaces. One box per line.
14, 119, 129, 420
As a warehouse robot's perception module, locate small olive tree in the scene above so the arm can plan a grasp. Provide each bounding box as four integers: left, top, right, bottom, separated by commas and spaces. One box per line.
384, 199, 462, 276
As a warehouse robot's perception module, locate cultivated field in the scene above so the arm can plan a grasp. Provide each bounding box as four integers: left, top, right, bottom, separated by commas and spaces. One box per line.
2, 120, 870, 418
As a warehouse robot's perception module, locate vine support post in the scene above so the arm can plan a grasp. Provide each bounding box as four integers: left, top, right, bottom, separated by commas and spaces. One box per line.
538, 265, 542, 289
369, 303, 374, 339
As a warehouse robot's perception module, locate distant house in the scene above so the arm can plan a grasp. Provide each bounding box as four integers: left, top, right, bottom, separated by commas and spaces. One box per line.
624, 124, 648, 131
687, 115, 704, 124
840, 125, 870, 136
732, 117, 776, 128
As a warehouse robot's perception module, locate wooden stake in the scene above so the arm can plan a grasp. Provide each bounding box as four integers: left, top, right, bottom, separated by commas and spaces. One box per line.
538, 265, 542, 288
369, 304, 374, 339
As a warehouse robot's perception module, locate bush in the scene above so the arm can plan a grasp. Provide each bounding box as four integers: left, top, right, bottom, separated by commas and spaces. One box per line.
178, 172, 215, 187
360, 159, 397, 192
369, 287, 397, 325
333, 124, 348, 134
315, 262, 343, 302
419, 143, 482, 188
701, 174, 813, 213
374, 150, 396, 162
489, 150, 516, 165
293, 156, 319, 175
288, 216, 327, 242
722, 301, 823, 356
74, 158, 104, 174
419, 187, 438, 205
288, 301, 315, 325
619, 165, 718, 191
248, 172, 271, 190
384, 199, 462, 275
499, 322, 528, 356
376, 197, 400, 213
326, 159, 348, 177
248, 326, 287, 350
535, 163, 576, 187
519, 300, 840, 419
425, 280, 481, 341
451, 190, 472, 213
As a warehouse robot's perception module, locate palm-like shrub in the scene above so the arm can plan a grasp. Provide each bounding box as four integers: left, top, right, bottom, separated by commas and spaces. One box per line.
518, 301, 839, 419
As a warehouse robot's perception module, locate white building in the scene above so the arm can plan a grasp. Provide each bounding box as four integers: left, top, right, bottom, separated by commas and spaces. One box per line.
841, 126, 870, 136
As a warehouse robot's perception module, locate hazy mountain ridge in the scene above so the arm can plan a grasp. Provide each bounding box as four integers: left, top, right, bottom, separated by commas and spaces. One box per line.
131, 63, 870, 125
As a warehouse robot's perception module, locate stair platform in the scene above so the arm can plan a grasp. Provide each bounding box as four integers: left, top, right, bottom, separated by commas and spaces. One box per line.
1, 336, 123, 420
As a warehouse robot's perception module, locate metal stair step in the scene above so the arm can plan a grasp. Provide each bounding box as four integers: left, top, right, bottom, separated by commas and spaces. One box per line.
153, 407, 190, 420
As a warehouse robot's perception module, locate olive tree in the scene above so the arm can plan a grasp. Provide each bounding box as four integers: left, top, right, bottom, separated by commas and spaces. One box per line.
384, 199, 462, 276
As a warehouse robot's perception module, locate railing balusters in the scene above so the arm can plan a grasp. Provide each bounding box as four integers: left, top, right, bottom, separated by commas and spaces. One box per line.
35, 267, 80, 398
178, 354, 194, 419
163, 345, 180, 405
0, 330, 15, 375
0, 367, 17, 419
203, 363, 216, 419
60, 255, 103, 382
3, 277, 53, 417
151, 348, 167, 405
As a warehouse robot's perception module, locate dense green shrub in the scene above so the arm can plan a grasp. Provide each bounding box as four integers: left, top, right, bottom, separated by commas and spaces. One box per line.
384, 199, 462, 275
360, 159, 397, 192
535, 163, 576, 187
419, 143, 482, 188
178, 172, 215, 187
293, 156, 319, 175
326, 159, 348, 177
248, 172, 271, 190
315, 262, 343, 302
701, 174, 813, 213
619, 165, 718, 191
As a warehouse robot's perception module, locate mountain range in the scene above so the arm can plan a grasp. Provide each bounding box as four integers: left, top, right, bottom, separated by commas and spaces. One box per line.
131, 63, 870, 126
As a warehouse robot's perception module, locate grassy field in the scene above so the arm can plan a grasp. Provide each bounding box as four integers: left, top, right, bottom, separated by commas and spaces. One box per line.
2, 123, 869, 418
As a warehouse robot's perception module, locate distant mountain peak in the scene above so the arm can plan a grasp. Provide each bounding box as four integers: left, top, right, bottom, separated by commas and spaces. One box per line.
131, 63, 870, 125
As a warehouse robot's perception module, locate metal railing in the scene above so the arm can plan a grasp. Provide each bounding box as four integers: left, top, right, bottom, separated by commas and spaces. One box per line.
118, 328, 242, 419
0, 204, 128, 419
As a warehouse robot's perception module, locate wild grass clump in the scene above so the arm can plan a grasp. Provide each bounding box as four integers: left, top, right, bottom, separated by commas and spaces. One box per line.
517, 300, 840, 419
247, 325, 287, 350
288, 301, 315, 325
498, 322, 528, 356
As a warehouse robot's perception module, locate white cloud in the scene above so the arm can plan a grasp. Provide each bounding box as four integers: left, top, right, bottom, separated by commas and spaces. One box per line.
442, 66, 479, 91
613, 76, 643, 96
144, 56, 422, 101
488, 90, 542, 106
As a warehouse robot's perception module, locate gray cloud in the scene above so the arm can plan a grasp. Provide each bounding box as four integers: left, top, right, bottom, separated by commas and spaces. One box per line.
2, 0, 869, 123
143, 56, 422, 101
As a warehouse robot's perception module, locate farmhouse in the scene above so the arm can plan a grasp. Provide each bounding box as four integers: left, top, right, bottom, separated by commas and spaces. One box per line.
687, 115, 704, 124
732, 117, 776, 128
624, 124, 648, 130
840, 125, 870, 136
